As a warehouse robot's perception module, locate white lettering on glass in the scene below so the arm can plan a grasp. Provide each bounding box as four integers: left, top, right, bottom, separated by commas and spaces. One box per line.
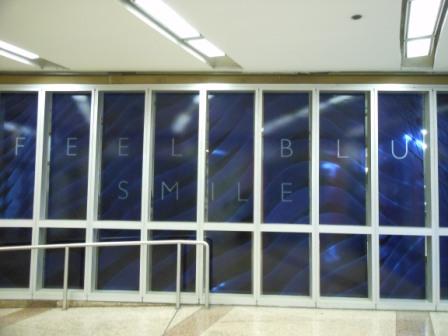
161, 182, 179, 200
66, 137, 78, 156
118, 137, 129, 156
15, 136, 25, 156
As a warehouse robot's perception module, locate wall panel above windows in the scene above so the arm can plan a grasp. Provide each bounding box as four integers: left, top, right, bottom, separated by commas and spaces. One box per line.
0, 92, 37, 219
378, 92, 427, 227
151, 92, 199, 222
263, 92, 310, 224
45, 92, 91, 219
319, 93, 367, 225
438, 93, 448, 228
206, 92, 254, 223
98, 92, 145, 221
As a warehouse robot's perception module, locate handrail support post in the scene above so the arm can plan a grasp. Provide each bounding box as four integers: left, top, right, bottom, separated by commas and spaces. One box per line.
62, 246, 70, 310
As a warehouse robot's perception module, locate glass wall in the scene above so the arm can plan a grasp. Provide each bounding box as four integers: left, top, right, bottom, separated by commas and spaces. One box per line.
320, 93, 367, 225
0, 92, 37, 219
44, 92, 91, 219
0, 85, 446, 310
98, 92, 145, 221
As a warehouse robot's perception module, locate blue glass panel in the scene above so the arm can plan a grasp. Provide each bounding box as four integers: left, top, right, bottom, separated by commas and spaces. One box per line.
47, 93, 91, 219
262, 232, 309, 295
263, 93, 310, 224
319, 93, 366, 225
99, 93, 144, 220
380, 235, 426, 299
149, 230, 196, 292
0, 93, 37, 219
43, 229, 85, 289
96, 230, 140, 290
378, 93, 426, 227
206, 92, 254, 223
206, 231, 252, 294
320, 234, 368, 297
441, 237, 448, 300
0, 228, 31, 288
152, 92, 199, 221
438, 94, 448, 227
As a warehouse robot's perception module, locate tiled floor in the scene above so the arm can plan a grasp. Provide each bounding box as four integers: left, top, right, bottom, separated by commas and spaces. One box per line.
0, 305, 445, 336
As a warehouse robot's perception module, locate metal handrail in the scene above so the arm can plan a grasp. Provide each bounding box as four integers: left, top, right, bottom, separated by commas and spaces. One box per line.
0, 240, 210, 310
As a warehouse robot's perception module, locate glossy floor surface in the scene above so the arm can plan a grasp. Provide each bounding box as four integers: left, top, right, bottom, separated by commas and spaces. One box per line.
0, 305, 446, 336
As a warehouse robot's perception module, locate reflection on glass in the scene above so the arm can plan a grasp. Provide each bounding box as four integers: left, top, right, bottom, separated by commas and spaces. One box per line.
320, 234, 368, 297
206, 92, 254, 223
378, 93, 427, 227
46, 93, 91, 219
149, 230, 196, 292
262, 232, 309, 295
43, 229, 85, 289
263, 93, 310, 224
380, 235, 426, 299
0, 228, 32, 288
206, 231, 252, 294
438, 94, 448, 227
152, 92, 199, 221
98, 93, 145, 220
0, 93, 37, 219
96, 230, 140, 290
319, 93, 367, 225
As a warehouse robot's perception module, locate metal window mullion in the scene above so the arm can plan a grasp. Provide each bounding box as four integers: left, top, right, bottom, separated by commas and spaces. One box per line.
370, 89, 380, 306
196, 88, 207, 303
85, 89, 100, 298
253, 89, 262, 302
139, 88, 153, 299
429, 90, 440, 307
311, 89, 320, 305
30, 89, 47, 297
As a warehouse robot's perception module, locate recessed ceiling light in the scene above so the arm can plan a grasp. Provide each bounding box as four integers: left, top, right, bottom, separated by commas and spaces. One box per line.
187, 38, 225, 58
0, 40, 39, 60
133, 0, 200, 39
0, 49, 33, 65
407, 0, 442, 39
351, 14, 363, 20
407, 37, 431, 58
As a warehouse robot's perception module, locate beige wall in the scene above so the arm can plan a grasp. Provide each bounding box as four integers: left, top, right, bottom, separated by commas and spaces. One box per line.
1, 73, 448, 85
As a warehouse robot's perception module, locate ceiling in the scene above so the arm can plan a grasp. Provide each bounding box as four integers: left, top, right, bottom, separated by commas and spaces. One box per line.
0, 0, 447, 73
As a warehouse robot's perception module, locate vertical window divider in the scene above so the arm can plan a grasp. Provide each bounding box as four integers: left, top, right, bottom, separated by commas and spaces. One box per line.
253, 88, 263, 303
429, 89, 440, 307
311, 89, 320, 306
140, 88, 153, 300
30, 88, 47, 298
85, 89, 99, 299
196, 87, 208, 304
369, 88, 380, 308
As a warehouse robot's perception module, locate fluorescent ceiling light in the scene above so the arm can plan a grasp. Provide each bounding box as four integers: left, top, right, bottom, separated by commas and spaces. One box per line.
407, 0, 442, 39
187, 38, 225, 57
407, 37, 431, 58
0, 40, 39, 60
134, 0, 199, 39
0, 49, 33, 65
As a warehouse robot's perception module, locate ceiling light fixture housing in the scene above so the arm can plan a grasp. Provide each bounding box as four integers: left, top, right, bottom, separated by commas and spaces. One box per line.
121, 0, 241, 70
0, 39, 39, 66
401, 0, 448, 68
